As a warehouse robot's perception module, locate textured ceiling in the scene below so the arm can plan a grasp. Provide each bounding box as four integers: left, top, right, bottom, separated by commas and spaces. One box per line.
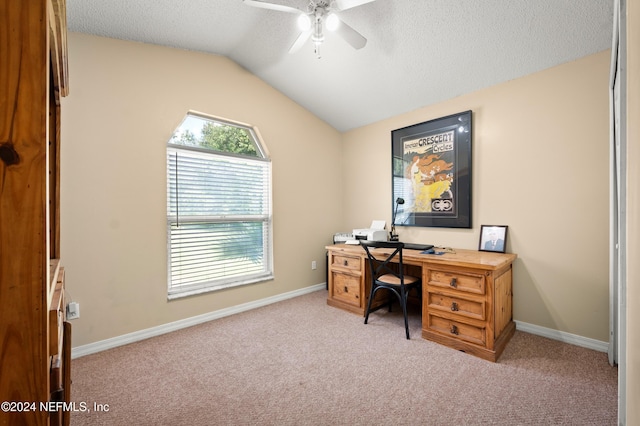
66, 0, 614, 132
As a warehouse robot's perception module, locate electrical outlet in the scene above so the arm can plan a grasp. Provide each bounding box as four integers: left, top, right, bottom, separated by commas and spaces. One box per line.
67, 302, 80, 320
311, 260, 317, 270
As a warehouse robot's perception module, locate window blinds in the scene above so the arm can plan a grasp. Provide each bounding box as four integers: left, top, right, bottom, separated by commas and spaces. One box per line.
167, 147, 272, 295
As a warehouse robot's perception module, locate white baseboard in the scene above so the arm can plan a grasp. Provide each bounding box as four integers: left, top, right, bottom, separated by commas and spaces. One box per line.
72, 285, 609, 359
515, 320, 609, 353
71, 283, 326, 359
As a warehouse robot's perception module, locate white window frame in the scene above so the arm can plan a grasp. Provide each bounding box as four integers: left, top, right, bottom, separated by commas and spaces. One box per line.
166, 113, 273, 299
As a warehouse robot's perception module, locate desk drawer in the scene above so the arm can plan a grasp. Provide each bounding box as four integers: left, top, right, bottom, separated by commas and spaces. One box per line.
426, 314, 486, 347
331, 271, 361, 307
332, 254, 361, 271
427, 292, 485, 321
427, 269, 485, 295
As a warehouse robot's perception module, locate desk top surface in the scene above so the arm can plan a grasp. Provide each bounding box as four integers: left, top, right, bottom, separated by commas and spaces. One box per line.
326, 244, 517, 271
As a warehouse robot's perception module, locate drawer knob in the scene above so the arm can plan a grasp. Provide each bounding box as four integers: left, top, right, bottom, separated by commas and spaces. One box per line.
450, 325, 459, 335
451, 302, 459, 312
344, 286, 348, 293
344, 260, 348, 266
449, 277, 457, 288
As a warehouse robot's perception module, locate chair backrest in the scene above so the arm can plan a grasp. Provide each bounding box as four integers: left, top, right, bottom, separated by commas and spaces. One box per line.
360, 240, 407, 285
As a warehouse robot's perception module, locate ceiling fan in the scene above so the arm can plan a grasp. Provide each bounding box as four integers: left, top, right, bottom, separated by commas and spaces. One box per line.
243, 0, 375, 58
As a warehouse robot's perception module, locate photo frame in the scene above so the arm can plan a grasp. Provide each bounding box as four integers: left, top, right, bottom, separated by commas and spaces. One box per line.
479, 225, 508, 253
391, 111, 472, 229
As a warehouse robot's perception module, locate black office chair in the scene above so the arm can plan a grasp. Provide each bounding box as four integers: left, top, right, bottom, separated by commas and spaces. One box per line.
360, 240, 422, 339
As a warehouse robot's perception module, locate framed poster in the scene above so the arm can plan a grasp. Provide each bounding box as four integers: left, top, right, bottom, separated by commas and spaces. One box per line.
391, 111, 472, 228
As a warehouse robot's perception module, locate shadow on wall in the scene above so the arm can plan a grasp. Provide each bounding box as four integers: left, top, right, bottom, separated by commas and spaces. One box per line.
512, 257, 566, 333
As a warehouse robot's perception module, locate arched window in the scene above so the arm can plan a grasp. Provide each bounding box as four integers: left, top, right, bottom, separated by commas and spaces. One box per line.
166, 112, 272, 298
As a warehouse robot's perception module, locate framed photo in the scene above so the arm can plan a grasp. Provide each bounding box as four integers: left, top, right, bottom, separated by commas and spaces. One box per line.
391, 111, 472, 228
479, 225, 508, 253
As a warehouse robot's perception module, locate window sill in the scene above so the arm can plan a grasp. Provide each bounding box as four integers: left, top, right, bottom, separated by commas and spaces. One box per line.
167, 274, 274, 300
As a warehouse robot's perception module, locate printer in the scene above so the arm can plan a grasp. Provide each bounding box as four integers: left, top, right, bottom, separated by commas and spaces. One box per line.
352, 220, 388, 242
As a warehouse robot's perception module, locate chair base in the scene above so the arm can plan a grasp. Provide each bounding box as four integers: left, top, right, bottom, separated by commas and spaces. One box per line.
364, 286, 416, 339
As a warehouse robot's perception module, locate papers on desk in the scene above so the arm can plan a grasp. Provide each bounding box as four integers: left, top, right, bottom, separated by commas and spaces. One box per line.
345, 240, 360, 245
370, 220, 386, 230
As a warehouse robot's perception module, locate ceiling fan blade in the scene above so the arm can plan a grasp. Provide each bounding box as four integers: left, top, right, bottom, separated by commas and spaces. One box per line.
333, 0, 375, 11
335, 19, 367, 49
289, 29, 312, 53
243, 0, 302, 14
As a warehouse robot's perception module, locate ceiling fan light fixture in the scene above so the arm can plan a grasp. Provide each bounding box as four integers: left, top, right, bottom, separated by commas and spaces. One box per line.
244, 0, 373, 56
326, 13, 340, 31
297, 14, 311, 31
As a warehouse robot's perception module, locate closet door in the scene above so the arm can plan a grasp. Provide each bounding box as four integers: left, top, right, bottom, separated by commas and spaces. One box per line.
609, 0, 626, 423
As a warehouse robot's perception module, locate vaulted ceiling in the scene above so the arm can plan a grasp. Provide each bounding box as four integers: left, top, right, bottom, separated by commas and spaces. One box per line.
67, 0, 614, 132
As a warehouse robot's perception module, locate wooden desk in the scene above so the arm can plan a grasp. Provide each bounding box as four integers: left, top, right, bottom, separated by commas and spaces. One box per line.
326, 244, 517, 362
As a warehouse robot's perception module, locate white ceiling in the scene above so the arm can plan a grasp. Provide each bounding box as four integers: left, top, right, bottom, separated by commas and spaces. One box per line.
66, 0, 614, 132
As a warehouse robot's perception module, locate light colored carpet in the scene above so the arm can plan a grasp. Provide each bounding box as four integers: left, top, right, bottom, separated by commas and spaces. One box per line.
70, 290, 617, 425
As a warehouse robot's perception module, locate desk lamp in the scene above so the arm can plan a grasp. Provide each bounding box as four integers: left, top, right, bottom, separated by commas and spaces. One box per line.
389, 197, 404, 241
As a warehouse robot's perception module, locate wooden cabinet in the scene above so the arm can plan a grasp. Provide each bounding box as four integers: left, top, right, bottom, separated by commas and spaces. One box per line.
49, 262, 72, 426
422, 260, 515, 362
327, 249, 388, 315
327, 251, 366, 314
0, 1, 71, 424
326, 244, 516, 362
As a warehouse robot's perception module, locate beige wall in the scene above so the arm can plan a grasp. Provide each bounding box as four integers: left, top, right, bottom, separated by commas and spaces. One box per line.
342, 51, 611, 342
61, 33, 343, 346
62, 34, 613, 349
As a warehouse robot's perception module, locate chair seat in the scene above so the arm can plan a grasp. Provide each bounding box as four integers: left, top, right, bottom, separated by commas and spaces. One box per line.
377, 274, 420, 286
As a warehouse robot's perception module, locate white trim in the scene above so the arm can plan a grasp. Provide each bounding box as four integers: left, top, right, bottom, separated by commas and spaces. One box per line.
515, 321, 609, 353
71, 283, 326, 359
72, 286, 609, 359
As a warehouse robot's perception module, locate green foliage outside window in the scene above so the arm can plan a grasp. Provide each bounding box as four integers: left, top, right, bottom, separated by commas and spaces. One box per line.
171, 119, 259, 157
